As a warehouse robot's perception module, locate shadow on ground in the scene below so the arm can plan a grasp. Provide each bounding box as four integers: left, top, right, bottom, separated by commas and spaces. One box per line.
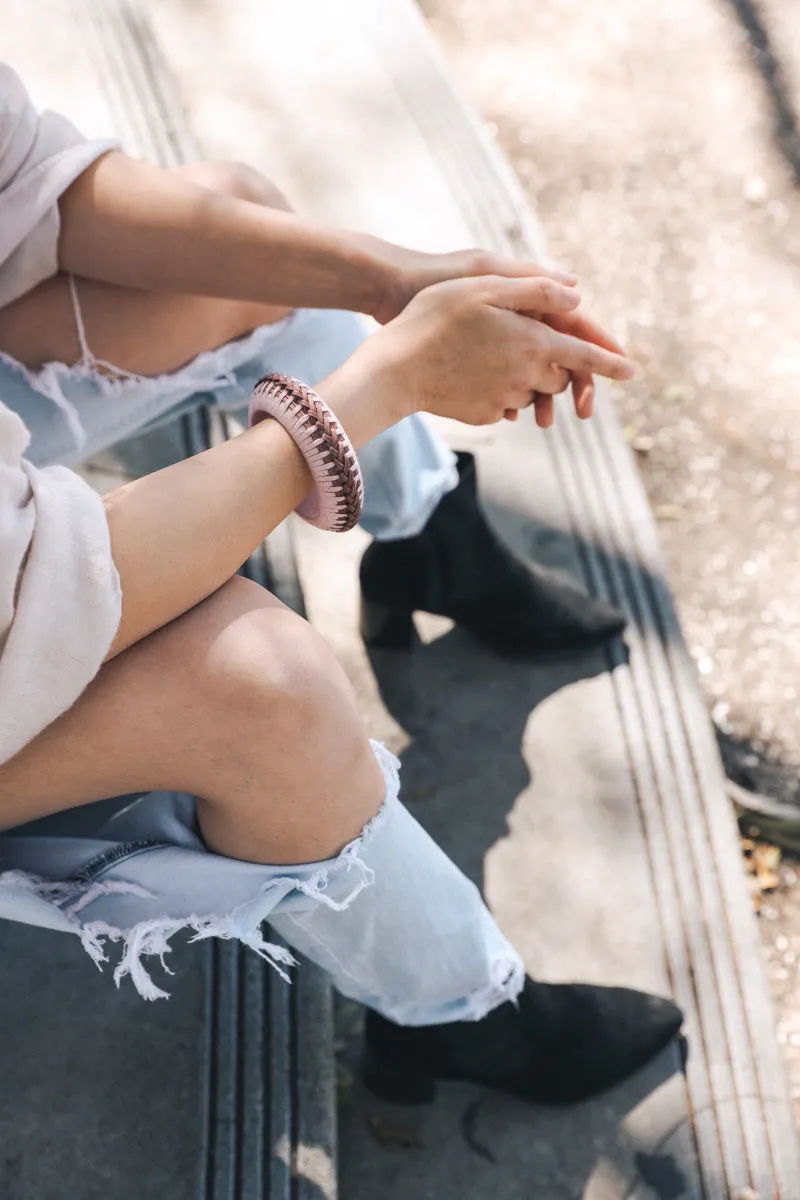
722, 0, 800, 184
337, 618, 691, 1200
368, 627, 622, 883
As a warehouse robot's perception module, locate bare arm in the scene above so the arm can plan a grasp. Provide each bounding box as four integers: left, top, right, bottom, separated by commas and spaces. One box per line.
57, 152, 628, 423
103, 275, 634, 659
56, 151, 585, 325
104, 351, 393, 659
58, 151, 394, 315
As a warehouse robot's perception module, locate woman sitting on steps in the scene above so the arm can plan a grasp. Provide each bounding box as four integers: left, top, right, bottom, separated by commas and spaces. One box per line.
0, 63, 682, 1109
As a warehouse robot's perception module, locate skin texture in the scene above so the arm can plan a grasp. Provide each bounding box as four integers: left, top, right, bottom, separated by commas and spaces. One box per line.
0, 158, 634, 862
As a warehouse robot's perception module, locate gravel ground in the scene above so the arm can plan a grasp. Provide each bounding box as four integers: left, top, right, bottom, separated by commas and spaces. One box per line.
420, 0, 800, 1119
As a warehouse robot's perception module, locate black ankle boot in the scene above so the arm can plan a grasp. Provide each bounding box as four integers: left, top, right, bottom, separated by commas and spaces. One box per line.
363, 977, 683, 1107
359, 452, 626, 658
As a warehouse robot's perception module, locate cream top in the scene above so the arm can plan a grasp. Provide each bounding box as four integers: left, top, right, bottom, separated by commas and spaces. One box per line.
0, 63, 121, 764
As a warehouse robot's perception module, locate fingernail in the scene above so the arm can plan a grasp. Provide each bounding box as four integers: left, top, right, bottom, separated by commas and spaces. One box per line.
555, 270, 579, 285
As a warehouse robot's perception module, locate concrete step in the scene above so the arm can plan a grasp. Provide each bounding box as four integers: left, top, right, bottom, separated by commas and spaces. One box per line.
3, 0, 798, 1196
5, 3, 339, 1193
131, 0, 799, 1192
0, 412, 336, 1200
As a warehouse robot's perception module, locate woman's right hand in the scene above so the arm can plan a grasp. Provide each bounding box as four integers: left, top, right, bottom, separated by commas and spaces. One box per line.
343, 274, 635, 434
100, 275, 633, 657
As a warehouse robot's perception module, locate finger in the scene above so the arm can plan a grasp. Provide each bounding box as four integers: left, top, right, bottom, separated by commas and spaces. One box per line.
484, 275, 581, 316
503, 391, 536, 420
533, 393, 555, 428
519, 261, 578, 286
544, 328, 636, 380
536, 362, 571, 395
571, 371, 595, 418
544, 309, 626, 355
474, 256, 578, 286
542, 268, 578, 286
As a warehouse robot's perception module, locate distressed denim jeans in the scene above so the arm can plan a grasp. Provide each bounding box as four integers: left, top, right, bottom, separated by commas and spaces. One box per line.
0, 306, 459, 541
0, 308, 524, 1022
0, 744, 524, 1020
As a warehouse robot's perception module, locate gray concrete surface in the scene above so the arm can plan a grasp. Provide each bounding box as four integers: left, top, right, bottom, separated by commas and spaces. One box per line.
0, 922, 208, 1200
4, 0, 797, 1194
418, 0, 800, 1118
293, 422, 697, 1199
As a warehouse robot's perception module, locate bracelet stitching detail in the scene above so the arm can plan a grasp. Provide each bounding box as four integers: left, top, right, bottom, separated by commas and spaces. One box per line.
249, 374, 364, 533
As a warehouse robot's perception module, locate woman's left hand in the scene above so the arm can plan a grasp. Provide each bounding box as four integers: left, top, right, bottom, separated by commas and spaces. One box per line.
372, 245, 578, 323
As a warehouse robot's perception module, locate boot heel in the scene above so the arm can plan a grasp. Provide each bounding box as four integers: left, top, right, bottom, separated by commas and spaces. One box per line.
360, 597, 415, 650
363, 1048, 437, 1106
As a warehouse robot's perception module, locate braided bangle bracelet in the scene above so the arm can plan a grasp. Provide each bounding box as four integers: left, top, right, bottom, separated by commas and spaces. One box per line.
249, 373, 364, 533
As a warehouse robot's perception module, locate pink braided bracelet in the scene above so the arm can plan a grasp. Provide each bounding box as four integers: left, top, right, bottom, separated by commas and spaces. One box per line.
249, 373, 364, 533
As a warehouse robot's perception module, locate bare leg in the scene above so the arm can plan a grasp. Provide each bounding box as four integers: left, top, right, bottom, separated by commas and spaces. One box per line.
0, 579, 679, 1092
0, 575, 384, 864
0, 161, 295, 376
0, 571, 530, 1025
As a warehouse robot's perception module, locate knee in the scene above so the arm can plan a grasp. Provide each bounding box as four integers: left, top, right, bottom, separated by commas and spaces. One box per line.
149, 577, 384, 859
183, 160, 294, 211
188, 579, 365, 778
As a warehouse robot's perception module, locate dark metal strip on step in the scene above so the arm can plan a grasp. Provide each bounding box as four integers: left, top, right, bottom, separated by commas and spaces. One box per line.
293, 965, 338, 1200
202, 940, 239, 1200
226, 408, 339, 1200
554, 404, 745, 1194
78, 7, 337, 1198
575, 404, 799, 1192
358, 1, 800, 1196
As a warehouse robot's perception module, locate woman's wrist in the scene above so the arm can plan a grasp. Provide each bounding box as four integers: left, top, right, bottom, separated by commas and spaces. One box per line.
347, 232, 412, 323
315, 338, 415, 448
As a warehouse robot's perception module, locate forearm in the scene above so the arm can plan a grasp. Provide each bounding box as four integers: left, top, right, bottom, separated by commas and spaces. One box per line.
104, 353, 403, 658
58, 151, 390, 315
104, 419, 307, 658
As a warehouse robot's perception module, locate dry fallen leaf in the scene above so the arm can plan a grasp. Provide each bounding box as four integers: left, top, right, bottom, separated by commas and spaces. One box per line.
655, 503, 684, 521
753, 844, 781, 873
741, 838, 782, 909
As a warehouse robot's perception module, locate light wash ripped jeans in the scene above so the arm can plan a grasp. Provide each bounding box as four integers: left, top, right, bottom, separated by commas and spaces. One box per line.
0, 302, 524, 1023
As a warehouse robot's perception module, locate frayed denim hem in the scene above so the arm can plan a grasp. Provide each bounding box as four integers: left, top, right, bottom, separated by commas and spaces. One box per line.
0, 741, 397, 1001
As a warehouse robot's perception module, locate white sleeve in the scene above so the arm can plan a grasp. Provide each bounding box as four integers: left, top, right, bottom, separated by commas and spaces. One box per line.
0, 403, 121, 765
0, 62, 118, 309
